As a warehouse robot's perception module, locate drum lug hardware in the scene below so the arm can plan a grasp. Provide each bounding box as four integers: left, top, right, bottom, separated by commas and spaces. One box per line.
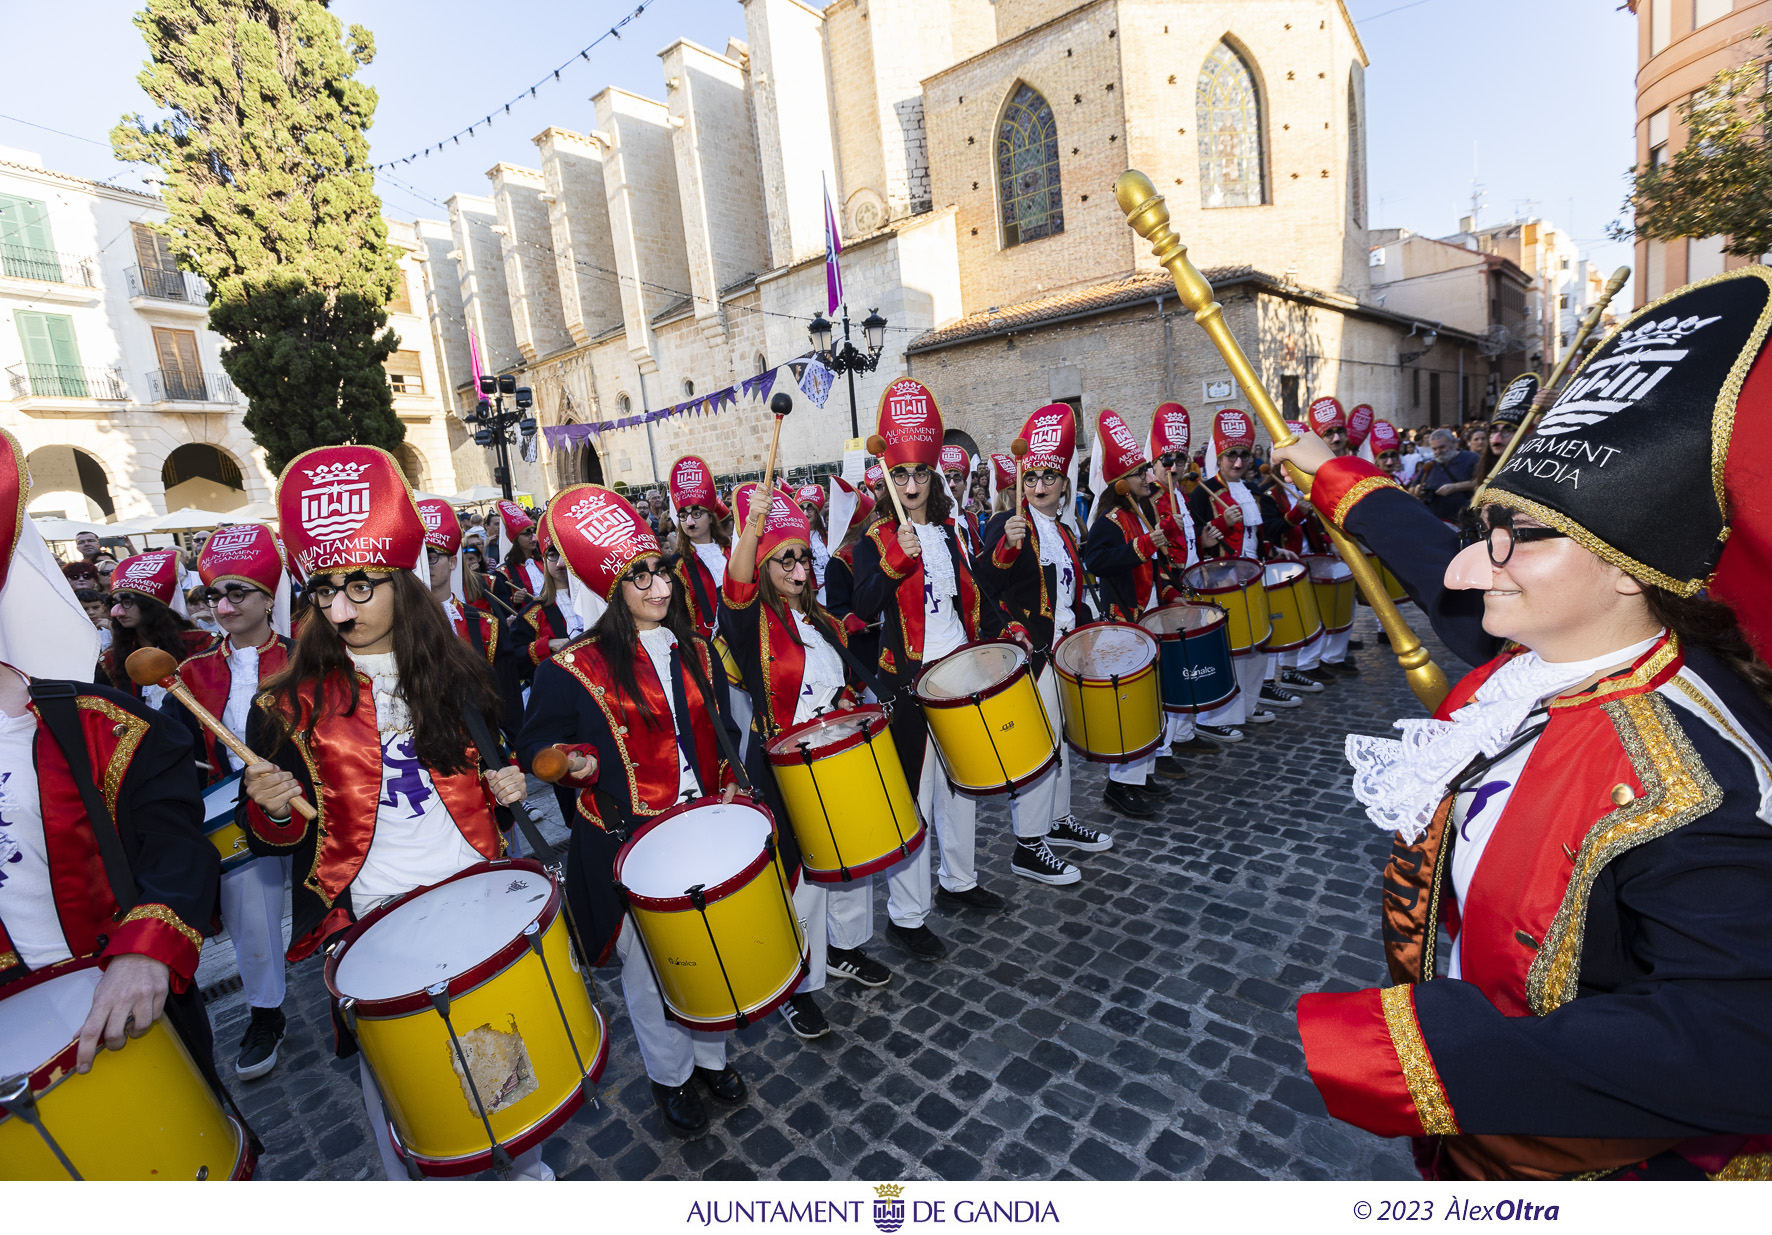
337, 996, 358, 1037
1, 1072, 83, 1181
196, 1165, 209, 1181
686, 884, 708, 910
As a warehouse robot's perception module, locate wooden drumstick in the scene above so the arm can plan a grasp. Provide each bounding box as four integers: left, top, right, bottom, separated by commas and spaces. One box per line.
760, 392, 792, 498
126, 647, 317, 821
530, 745, 583, 783
866, 434, 912, 526
1010, 437, 1030, 520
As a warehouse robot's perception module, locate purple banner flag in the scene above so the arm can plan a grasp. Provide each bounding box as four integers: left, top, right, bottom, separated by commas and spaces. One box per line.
824, 174, 843, 315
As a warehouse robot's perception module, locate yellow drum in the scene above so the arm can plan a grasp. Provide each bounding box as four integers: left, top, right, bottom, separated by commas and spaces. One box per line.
1262, 561, 1323, 652
202, 773, 253, 874
0, 957, 252, 1180
1051, 621, 1163, 764
1362, 550, 1409, 604
615, 800, 807, 1030
914, 641, 1060, 795
326, 859, 608, 1177
1306, 555, 1355, 634
767, 706, 927, 882
713, 633, 744, 686
1182, 559, 1270, 655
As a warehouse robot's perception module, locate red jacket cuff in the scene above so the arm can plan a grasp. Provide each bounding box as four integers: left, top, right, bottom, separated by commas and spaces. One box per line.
991, 533, 1022, 568
842, 613, 868, 635
881, 533, 917, 579
247, 798, 306, 847
553, 743, 600, 789
1133, 532, 1156, 562
104, 905, 204, 991
1312, 457, 1400, 527
723, 574, 760, 608
1297, 985, 1460, 1139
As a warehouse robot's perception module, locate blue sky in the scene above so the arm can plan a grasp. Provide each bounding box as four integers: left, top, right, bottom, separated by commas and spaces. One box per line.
2, 0, 1637, 292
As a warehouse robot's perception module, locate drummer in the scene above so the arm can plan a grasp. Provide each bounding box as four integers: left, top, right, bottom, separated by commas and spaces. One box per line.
101, 550, 215, 703
1080, 406, 1187, 819
822, 475, 881, 700
865, 462, 890, 512
1259, 420, 1335, 696
238, 446, 533, 1180
940, 444, 984, 558
160, 524, 294, 1083
497, 499, 547, 603
668, 455, 730, 640
793, 482, 832, 603
1301, 398, 1365, 676
977, 404, 1113, 885
1147, 403, 1225, 757
851, 380, 1030, 959
516, 484, 748, 1141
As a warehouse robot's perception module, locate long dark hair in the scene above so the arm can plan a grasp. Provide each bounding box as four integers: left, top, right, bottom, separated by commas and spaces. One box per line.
758, 558, 843, 653
588, 570, 699, 732
1645, 586, 1772, 710
108, 595, 197, 683
880, 478, 952, 528
1094, 478, 1157, 528
260, 570, 502, 776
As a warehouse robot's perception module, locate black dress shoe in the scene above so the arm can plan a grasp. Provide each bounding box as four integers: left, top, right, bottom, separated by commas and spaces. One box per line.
1348, 638, 1365, 649
886, 921, 948, 958
694, 1065, 747, 1106
1154, 755, 1188, 780
1135, 777, 1174, 802
1170, 735, 1222, 753
935, 883, 1006, 913
1104, 781, 1154, 819
651, 1080, 710, 1138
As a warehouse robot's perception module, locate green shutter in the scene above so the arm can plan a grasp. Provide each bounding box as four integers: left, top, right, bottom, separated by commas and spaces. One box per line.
15, 311, 86, 397
0, 194, 58, 282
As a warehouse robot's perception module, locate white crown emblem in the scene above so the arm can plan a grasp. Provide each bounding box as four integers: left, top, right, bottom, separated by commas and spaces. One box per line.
303, 460, 371, 485
1221, 412, 1250, 436
1611, 312, 1723, 354
207, 527, 259, 552
1537, 311, 1724, 437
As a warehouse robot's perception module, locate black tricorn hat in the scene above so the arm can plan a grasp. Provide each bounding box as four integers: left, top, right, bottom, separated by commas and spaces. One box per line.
1479, 267, 1772, 628
1492, 372, 1539, 427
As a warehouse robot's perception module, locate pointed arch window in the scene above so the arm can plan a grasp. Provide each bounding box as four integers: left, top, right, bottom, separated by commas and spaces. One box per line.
1197, 41, 1267, 208
997, 84, 1063, 248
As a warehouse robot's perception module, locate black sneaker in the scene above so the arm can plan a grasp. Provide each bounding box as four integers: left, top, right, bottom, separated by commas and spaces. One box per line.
1153, 755, 1188, 780
1300, 666, 1339, 684
1195, 724, 1244, 743
1259, 683, 1302, 709
1325, 659, 1361, 675
1279, 668, 1324, 693
1348, 638, 1366, 650
1245, 708, 1277, 725
1011, 839, 1080, 885
1103, 780, 1154, 819
235, 1005, 286, 1081
1047, 816, 1112, 851
935, 883, 1006, 913
886, 921, 948, 959
827, 946, 892, 987
1170, 734, 1222, 753
779, 994, 831, 1040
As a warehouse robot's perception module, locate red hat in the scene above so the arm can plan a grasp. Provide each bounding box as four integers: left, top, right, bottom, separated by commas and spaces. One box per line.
1019, 403, 1076, 474
865, 463, 884, 486
497, 499, 535, 539
277, 445, 426, 575
1368, 420, 1402, 455
199, 524, 286, 594
1347, 404, 1375, 449
875, 378, 944, 471
416, 498, 461, 555
939, 444, 970, 476
669, 455, 725, 524
0, 427, 101, 679
1205, 408, 1257, 478
1149, 402, 1191, 459
544, 484, 660, 602
111, 549, 183, 607
1089, 407, 1146, 491
988, 453, 1016, 504
1306, 396, 1346, 436
794, 482, 825, 512
734, 482, 811, 563
828, 475, 874, 541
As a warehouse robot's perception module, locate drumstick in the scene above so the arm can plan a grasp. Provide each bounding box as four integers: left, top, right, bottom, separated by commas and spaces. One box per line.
866, 434, 912, 526
126, 648, 318, 821
760, 392, 792, 497
531, 745, 574, 783
1011, 437, 1030, 520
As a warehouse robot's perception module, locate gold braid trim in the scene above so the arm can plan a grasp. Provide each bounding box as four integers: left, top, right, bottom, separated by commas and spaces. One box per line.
1668, 673, 1772, 787
1380, 984, 1460, 1135
74, 698, 149, 816
120, 903, 202, 951
559, 648, 656, 819
1710, 1152, 1772, 1181
1332, 475, 1403, 527
1526, 692, 1722, 1016
1547, 633, 1680, 710
0, 949, 19, 971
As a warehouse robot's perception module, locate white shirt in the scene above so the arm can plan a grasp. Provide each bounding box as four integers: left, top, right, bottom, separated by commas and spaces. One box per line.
809, 531, 830, 605
1031, 509, 1077, 638
691, 540, 728, 594
346, 651, 482, 916
518, 559, 546, 595
557, 590, 585, 639
638, 627, 701, 804
791, 611, 848, 724
0, 705, 73, 969
914, 522, 967, 661
1227, 481, 1262, 560
221, 639, 261, 769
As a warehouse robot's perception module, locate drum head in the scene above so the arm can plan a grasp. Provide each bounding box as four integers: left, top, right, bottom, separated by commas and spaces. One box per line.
1306, 555, 1352, 584
333, 867, 552, 1001
766, 707, 882, 758
917, 643, 1023, 701
621, 803, 771, 900
0, 966, 100, 1075
1140, 603, 1226, 638
202, 774, 241, 826
1054, 623, 1157, 680
1182, 559, 1262, 592
1262, 561, 1305, 588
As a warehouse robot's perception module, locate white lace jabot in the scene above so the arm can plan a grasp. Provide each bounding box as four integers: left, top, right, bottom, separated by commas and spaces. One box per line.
1345, 632, 1665, 842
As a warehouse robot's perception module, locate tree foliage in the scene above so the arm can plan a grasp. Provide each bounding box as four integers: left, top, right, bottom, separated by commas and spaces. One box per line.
1615, 31, 1772, 261
113, 0, 405, 475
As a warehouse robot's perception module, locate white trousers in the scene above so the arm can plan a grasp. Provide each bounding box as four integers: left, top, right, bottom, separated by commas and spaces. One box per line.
1009, 663, 1070, 839
360, 1057, 548, 1181
920, 737, 978, 895
826, 876, 877, 950
1108, 751, 1155, 786
791, 875, 829, 995
614, 916, 727, 1087
1277, 629, 1324, 671
729, 689, 754, 766
1322, 626, 1351, 665
1198, 654, 1269, 726
218, 856, 289, 1010
1165, 711, 1195, 745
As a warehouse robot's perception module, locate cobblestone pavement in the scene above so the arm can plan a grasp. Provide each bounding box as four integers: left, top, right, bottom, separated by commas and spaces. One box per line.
210, 609, 1448, 1181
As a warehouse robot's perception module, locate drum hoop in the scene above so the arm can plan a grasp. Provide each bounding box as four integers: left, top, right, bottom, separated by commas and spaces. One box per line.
0, 954, 110, 1096
614, 797, 785, 912
764, 705, 889, 766
1182, 559, 1262, 592
1138, 602, 1228, 642
910, 639, 1029, 710
803, 820, 930, 883
323, 858, 562, 1016
1051, 621, 1159, 687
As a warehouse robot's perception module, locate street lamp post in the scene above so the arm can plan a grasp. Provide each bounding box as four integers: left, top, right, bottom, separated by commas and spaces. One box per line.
468, 373, 536, 501
808, 305, 888, 440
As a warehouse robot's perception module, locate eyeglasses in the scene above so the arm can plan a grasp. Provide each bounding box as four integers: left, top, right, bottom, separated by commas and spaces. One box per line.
1222, 450, 1252, 462
891, 467, 934, 487
1458, 508, 1568, 567
544, 548, 561, 562
308, 576, 391, 607
1022, 469, 1063, 487
622, 561, 669, 591
1158, 453, 1185, 469
111, 594, 140, 610
424, 547, 450, 564
771, 550, 813, 571
202, 585, 264, 606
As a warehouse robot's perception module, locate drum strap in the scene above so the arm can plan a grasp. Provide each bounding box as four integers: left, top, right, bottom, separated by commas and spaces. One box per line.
455, 687, 557, 861
28, 679, 139, 911
677, 638, 753, 794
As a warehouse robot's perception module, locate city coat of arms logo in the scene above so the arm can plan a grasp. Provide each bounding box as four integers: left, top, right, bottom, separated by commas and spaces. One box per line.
300, 461, 373, 541
872, 1184, 905, 1234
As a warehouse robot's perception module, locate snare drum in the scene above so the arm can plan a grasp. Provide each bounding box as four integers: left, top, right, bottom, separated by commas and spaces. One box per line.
1362, 550, 1410, 605
1139, 603, 1238, 714
202, 773, 253, 874
615, 800, 807, 1031
326, 860, 608, 1177
1051, 622, 1163, 763
1182, 560, 1270, 655
766, 707, 927, 883
1306, 555, 1355, 633
1262, 561, 1323, 652
0, 957, 253, 1180
914, 641, 1060, 795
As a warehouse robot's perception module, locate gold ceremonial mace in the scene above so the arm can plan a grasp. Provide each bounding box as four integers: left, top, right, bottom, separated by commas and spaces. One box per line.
1115, 169, 1449, 711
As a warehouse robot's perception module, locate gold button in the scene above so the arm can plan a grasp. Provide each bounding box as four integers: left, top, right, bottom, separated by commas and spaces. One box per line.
112, 723, 128, 738
1514, 929, 1540, 951
1610, 783, 1636, 806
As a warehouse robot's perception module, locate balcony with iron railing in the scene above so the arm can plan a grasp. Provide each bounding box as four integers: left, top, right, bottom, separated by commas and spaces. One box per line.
6, 363, 129, 401
125, 264, 207, 304
147, 367, 236, 404
0, 245, 97, 287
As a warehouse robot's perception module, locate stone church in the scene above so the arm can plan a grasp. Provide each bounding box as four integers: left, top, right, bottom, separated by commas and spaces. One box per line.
409, 0, 1458, 499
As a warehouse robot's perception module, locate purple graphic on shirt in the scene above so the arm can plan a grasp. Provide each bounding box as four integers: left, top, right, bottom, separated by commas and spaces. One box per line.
0, 771, 23, 889
1462, 780, 1510, 840
380, 736, 433, 819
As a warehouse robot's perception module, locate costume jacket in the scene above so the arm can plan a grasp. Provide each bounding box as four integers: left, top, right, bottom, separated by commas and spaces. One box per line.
1186, 476, 1288, 563
822, 547, 878, 682
445, 600, 500, 666
1295, 457, 1772, 1181
976, 509, 1083, 672
242, 674, 506, 961
718, 575, 858, 745
502, 555, 546, 601
2, 682, 216, 991
1263, 479, 1327, 556
102, 629, 215, 699
165, 632, 292, 784
1082, 502, 1184, 623
672, 548, 723, 641
515, 634, 740, 964
521, 600, 569, 666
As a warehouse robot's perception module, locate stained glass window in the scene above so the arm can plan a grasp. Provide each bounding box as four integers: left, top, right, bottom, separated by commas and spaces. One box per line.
997, 84, 1063, 248
1197, 42, 1267, 209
